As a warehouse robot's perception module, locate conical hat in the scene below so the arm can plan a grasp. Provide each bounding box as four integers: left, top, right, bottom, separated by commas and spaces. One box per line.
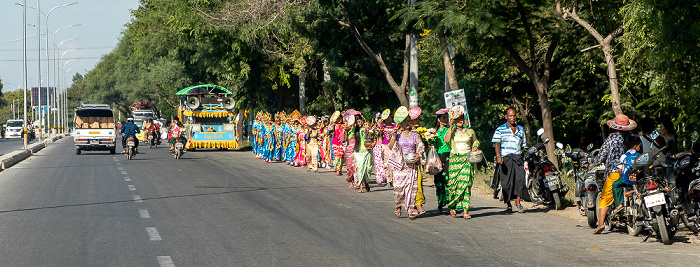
380, 109, 391, 120
394, 106, 408, 124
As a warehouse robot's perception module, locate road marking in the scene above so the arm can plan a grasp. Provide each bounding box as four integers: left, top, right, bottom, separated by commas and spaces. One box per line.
115, 163, 121, 166
128, 185, 136, 191
139, 209, 150, 218
146, 227, 162, 241
133, 195, 143, 203
118, 167, 124, 170
157, 256, 175, 267
124, 177, 131, 182
121, 171, 127, 175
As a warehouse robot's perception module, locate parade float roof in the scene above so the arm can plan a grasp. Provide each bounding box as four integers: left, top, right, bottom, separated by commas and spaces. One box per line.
175, 84, 232, 96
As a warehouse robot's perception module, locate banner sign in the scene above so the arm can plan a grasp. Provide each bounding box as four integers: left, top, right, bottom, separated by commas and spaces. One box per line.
444, 89, 471, 126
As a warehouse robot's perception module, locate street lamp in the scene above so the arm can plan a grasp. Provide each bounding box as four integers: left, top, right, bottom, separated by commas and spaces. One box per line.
49, 24, 79, 134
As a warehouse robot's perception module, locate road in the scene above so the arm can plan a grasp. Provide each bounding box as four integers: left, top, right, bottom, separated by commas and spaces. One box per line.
0, 137, 36, 156
0, 137, 697, 266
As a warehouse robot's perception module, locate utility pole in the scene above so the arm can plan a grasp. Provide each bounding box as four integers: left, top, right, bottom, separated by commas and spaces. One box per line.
299, 73, 306, 116
23, 0, 28, 149
408, 0, 418, 108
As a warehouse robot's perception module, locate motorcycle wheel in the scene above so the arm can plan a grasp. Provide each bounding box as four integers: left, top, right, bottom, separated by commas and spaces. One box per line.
656, 213, 672, 245
552, 192, 562, 210
626, 205, 643, 236
149, 141, 154, 149
587, 209, 597, 228
681, 213, 700, 234
528, 182, 542, 204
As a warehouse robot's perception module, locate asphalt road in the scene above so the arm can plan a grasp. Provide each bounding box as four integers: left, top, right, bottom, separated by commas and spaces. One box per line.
0, 137, 36, 156
0, 137, 697, 266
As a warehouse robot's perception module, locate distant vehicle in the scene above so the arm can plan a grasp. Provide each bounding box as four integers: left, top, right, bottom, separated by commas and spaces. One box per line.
73, 103, 117, 155
5, 119, 24, 139
130, 101, 156, 124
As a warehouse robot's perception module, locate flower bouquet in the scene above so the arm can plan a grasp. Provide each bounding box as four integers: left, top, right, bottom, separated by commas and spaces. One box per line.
418, 127, 438, 143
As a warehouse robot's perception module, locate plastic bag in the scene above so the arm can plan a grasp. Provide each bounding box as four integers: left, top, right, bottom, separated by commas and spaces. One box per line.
425, 146, 443, 175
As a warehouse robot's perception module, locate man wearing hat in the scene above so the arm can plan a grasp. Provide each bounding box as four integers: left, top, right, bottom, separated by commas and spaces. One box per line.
592, 114, 637, 234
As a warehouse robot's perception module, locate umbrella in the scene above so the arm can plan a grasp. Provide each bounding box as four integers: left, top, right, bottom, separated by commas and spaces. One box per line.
175, 84, 232, 96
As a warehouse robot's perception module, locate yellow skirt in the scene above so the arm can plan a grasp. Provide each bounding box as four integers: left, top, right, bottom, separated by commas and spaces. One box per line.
598, 172, 620, 208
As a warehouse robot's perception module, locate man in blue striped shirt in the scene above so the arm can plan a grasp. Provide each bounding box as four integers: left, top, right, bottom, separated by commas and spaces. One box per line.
492, 107, 527, 213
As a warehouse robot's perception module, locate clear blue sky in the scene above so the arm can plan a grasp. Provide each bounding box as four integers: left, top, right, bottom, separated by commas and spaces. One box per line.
0, 0, 140, 93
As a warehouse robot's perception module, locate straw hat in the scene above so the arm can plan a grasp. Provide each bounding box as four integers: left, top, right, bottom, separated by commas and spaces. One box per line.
606, 114, 637, 131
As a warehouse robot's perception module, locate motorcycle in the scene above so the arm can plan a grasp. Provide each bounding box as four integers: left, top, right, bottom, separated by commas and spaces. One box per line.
596, 157, 645, 236
148, 130, 158, 149
525, 128, 568, 210
629, 146, 677, 245
671, 131, 700, 233
172, 136, 186, 159
125, 137, 136, 160
565, 144, 604, 228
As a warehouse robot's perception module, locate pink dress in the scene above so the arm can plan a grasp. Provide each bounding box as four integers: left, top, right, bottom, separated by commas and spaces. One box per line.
293, 130, 307, 166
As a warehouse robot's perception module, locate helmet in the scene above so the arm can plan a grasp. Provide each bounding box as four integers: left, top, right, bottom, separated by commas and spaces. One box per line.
127, 117, 134, 122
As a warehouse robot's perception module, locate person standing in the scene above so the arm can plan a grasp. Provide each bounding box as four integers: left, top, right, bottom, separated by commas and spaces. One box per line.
352, 114, 372, 192
293, 117, 308, 167
262, 115, 276, 163
381, 111, 397, 187
342, 111, 358, 187
331, 112, 345, 176
305, 116, 321, 173
443, 106, 479, 219
432, 108, 451, 213
408, 107, 427, 215
492, 107, 527, 213
592, 114, 636, 234
388, 106, 424, 219
372, 114, 388, 186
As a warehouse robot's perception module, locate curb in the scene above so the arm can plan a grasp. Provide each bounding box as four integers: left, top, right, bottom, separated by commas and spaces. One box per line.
29, 142, 46, 154
0, 149, 31, 170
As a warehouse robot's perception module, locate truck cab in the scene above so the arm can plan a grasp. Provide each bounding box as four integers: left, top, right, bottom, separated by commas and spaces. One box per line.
5, 119, 24, 139
73, 103, 117, 155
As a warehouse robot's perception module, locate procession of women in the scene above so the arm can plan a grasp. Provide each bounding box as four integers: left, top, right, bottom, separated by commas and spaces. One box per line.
251, 105, 483, 220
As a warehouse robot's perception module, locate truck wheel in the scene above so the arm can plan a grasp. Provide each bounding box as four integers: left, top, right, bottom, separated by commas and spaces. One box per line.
110, 148, 116, 154
76, 149, 81, 155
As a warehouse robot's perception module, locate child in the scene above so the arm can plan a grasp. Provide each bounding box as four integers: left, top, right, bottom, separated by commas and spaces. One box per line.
612, 135, 642, 213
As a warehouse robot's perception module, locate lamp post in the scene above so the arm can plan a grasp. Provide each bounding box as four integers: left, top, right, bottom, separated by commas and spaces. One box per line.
48, 25, 79, 135
57, 43, 78, 134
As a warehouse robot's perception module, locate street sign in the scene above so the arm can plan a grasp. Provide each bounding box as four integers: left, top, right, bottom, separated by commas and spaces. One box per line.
444, 89, 471, 126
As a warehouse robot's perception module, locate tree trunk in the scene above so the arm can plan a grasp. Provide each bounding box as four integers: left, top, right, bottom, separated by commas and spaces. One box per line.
437, 28, 459, 92
603, 47, 622, 116
535, 82, 559, 169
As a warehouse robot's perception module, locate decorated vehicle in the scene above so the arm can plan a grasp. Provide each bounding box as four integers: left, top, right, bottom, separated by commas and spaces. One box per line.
177, 84, 238, 150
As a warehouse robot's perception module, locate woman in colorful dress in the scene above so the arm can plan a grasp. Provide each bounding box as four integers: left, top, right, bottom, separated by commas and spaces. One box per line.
342, 111, 358, 187
388, 106, 424, 219
285, 115, 301, 165
331, 112, 345, 176
372, 114, 387, 185
352, 114, 373, 192
293, 117, 308, 167
432, 108, 451, 213
318, 117, 330, 169
443, 106, 479, 219
381, 110, 397, 187
305, 116, 321, 173
262, 117, 276, 163
408, 107, 427, 215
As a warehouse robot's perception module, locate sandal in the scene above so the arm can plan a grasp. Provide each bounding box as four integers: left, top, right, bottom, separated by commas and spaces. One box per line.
505, 207, 513, 213
394, 208, 401, 217
463, 214, 472, 219
449, 209, 457, 217
613, 205, 624, 214
408, 214, 417, 220
593, 225, 605, 234
515, 205, 525, 213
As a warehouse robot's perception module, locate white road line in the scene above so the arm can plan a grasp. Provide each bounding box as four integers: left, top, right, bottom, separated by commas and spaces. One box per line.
124, 177, 131, 182
133, 195, 143, 203
157, 256, 175, 267
139, 209, 151, 218
128, 185, 136, 191
121, 171, 127, 175
118, 167, 124, 170
146, 227, 162, 241
115, 163, 121, 166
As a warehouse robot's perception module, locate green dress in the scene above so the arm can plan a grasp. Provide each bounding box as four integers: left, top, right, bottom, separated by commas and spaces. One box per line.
432, 127, 450, 207
353, 130, 373, 185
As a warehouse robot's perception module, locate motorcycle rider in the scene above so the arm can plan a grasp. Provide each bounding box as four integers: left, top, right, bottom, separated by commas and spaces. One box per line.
121, 117, 141, 154
146, 119, 161, 145
169, 121, 186, 152
593, 114, 636, 234
611, 135, 642, 214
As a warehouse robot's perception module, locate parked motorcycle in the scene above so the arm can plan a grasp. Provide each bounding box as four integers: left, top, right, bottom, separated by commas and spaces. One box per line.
629, 146, 677, 245
172, 137, 186, 159
597, 158, 645, 236
565, 144, 604, 228
671, 131, 700, 233
125, 137, 136, 160
525, 128, 568, 210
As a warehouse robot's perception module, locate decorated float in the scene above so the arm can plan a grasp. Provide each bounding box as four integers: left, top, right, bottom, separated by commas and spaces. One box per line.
176, 84, 238, 150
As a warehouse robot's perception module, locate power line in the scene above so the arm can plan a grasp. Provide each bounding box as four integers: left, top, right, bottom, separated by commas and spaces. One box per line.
0, 56, 102, 62
0, 46, 115, 52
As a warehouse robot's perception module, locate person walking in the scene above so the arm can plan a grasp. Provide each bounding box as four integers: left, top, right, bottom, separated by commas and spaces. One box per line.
592, 114, 636, 234
408, 107, 427, 215
388, 106, 424, 219
330, 111, 345, 176
352, 113, 373, 192
492, 107, 528, 213
443, 106, 479, 219
432, 108, 451, 213
381, 110, 397, 187
305, 116, 321, 173
342, 110, 359, 187
372, 114, 388, 186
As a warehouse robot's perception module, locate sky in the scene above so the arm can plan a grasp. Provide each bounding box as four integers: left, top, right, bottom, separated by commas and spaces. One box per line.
0, 0, 141, 93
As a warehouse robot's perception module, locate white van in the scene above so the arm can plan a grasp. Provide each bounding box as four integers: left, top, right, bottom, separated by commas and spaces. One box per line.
73, 103, 117, 155
5, 119, 24, 139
